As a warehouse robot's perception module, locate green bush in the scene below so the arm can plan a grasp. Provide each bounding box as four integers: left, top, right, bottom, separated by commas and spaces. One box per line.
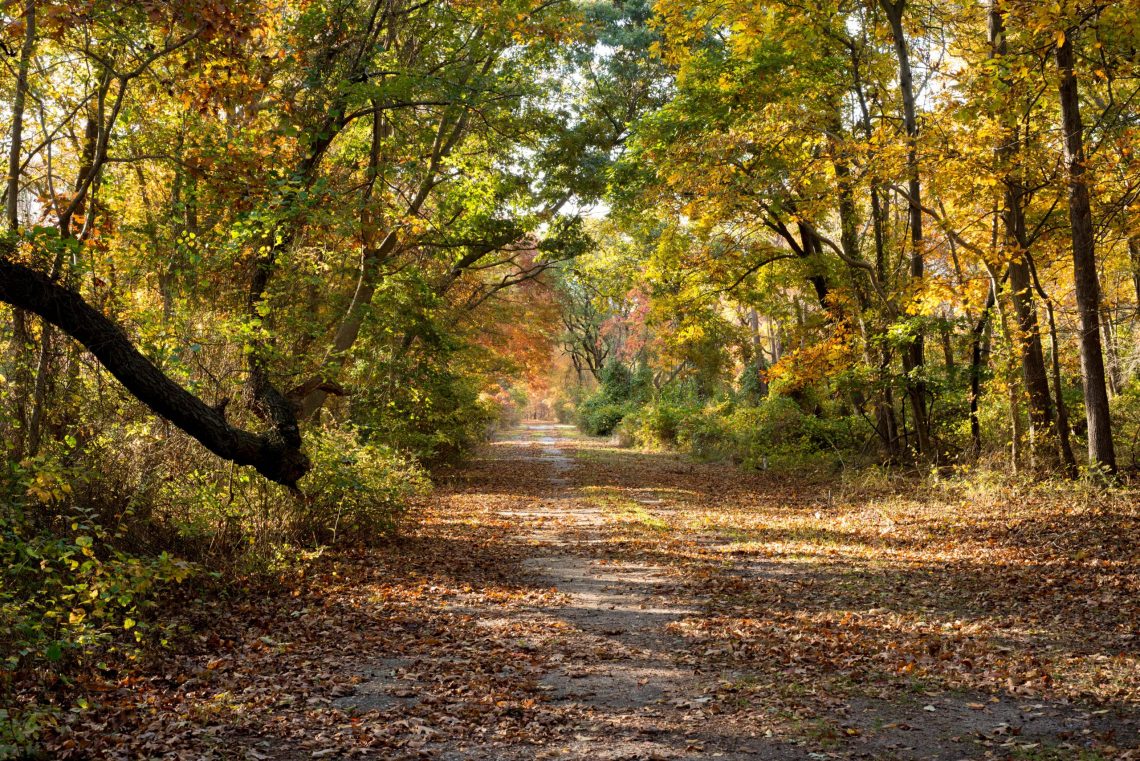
676, 403, 734, 460
578, 394, 631, 436
552, 396, 575, 424
725, 397, 807, 464
1, 453, 195, 753
348, 342, 497, 466
577, 361, 657, 437
623, 398, 699, 447
296, 427, 431, 544
1112, 377, 1140, 470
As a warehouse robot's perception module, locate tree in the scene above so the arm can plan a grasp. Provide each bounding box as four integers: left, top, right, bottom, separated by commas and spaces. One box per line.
1055, 18, 1117, 473
0, 0, 601, 484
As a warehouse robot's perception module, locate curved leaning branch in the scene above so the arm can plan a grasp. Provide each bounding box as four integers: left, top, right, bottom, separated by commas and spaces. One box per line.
0, 255, 310, 486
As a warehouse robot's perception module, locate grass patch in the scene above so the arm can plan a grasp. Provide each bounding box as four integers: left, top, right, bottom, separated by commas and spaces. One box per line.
583, 487, 671, 532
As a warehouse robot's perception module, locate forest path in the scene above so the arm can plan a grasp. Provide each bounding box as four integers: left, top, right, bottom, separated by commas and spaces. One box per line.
494, 423, 758, 760
376, 423, 1137, 761
65, 423, 1139, 760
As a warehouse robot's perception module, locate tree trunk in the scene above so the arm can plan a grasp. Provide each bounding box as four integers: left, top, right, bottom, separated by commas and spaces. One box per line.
1129, 235, 1140, 308
0, 254, 309, 486
1101, 313, 1121, 396
988, 0, 1054, 448
748, 308, 769, 398
798, 224, 830, 311
5, 0, 36, 456
28, 107, 103, 455
6, 0, 34, 229
969, 284, 997, 457
1035, 275, 1078, 475
878, 347, 900, 460
1056, 28, 1117, 473
881, 0, 932, 458
940, 323, 955, 370
997, 281, 1023, 472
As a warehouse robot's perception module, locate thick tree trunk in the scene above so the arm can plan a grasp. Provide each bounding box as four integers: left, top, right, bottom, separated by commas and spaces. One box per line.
798, 224, 830, 311
1056, 29, 1117, 473
1009, 262, 1053, 434
0, 255, 309, 486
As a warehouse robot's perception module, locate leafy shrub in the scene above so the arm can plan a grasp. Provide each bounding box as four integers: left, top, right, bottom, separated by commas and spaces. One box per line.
295, 427, 430, 544
725, 397, 809, 464
624, 398, 698, 448
0, 454, 195, 753
577, 361, 656, 436
578, 394, 631, 436
1112, 377, 1140, 470
599, 361, 634, 401
723, 398, 863, 469
552, 396, 575, 424
676, 403, 734, 460
735, 366, 767, 403
351, 355, 496, 466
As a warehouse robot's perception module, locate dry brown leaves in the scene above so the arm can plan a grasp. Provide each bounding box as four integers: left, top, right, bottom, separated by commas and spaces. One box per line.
40, 428, 1140, 759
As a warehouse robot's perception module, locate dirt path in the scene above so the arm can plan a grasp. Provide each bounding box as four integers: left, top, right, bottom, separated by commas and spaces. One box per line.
364, 423, 1138, 760
507, 424, 747, 760
59, 423, 1139, 760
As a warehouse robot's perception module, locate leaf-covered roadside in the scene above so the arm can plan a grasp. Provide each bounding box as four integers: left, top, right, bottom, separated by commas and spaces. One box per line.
29, 427, 1140, 760
36, 477, 568, 759
570, 436, 1140, 756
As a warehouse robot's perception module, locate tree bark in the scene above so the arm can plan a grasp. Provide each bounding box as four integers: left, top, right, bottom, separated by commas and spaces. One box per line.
991, 271, 1022, 472
6, 0, 34, 229
1129, 235, 1140, 308
1101, 312, 1121, 396
748, 308, 769, 398
881, 0, 932, 458
1055, 27, 1117, 473
0, 255, 309, 486
969, 283, 996, 457
991, 0, 1056, 460
1030, 265, 1078, 475
5, 0, 36, 455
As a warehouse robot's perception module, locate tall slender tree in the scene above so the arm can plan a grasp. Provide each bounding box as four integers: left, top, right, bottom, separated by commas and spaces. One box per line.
1055, 20, 1117, 473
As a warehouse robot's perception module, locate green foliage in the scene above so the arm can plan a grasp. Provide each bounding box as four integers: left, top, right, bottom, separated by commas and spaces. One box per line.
735, 367, 768, 404
578, 394, 634, 436
601, 390, 864, 470
351, 353, 497, 466
632, 399, 689, 446
724, 398, 810, 466
597, 361, 637, 402
619, 381, 705, 447
295, 427, 430, 544
1112, 377, 1140, 470
576, 361, 655, 436
0, 455, 195, 751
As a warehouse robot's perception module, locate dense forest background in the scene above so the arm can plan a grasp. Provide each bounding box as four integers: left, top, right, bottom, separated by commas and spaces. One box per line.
551, 0, 1140, 478
1, 0, 1139, 753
